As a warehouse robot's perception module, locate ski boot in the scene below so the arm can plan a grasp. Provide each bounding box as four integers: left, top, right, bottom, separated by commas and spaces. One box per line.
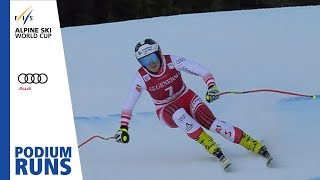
258, 145, 273, 167
197, 130, 232, 171
239, 132, 273, 167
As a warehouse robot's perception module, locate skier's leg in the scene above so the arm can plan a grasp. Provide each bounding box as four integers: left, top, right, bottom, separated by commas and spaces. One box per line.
190, 101, 243, 143
239, 132, 273, 165
192, 101, 272, 159
159, 104, 219, 153
171, 107, 231, 169
210, 117, 272, 157
157, 104, 179, 128
171, 107, 206, 139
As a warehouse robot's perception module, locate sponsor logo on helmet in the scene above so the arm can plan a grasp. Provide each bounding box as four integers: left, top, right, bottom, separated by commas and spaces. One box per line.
141, 46, 153, 52
136, 44, 159, 59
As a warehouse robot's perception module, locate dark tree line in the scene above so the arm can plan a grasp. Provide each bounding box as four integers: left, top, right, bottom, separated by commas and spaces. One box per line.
57, 0, 320, 27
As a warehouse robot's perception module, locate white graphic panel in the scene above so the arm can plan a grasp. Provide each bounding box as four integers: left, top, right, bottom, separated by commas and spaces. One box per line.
10, 1, 82, 179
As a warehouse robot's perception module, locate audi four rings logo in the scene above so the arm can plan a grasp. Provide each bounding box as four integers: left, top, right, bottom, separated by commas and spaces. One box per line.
18, 73, 48, 84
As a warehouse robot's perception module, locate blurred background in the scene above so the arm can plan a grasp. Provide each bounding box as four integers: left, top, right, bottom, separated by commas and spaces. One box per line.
57, 0, 320, 27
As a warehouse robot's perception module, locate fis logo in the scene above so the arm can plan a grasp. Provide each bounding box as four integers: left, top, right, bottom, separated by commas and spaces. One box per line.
15, 6, 33, 25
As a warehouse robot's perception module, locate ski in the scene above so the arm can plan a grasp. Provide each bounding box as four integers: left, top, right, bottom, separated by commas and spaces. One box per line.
266, 156, 273, 168
223, 161, 232, 172
219, 155, 232, 172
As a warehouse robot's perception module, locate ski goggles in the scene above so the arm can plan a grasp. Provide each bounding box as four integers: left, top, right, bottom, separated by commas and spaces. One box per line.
138, 52, 160, 67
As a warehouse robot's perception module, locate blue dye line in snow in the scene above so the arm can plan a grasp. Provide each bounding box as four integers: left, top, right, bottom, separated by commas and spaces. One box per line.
108, 114, 121, 117
309, 176, 320, 180
280, 94, 320, 102
74, 112, 155, 121
74, 116, 104, 121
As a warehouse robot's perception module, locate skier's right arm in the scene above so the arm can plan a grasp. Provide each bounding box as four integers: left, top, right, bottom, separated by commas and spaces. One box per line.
115, 74, 145, 144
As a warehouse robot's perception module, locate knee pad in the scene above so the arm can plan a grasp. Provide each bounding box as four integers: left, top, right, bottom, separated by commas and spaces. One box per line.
209, 118, 243, 143
172, 108, 201, 135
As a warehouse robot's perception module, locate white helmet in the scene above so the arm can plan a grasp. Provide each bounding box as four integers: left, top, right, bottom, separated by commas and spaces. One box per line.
135, 39, 162, 62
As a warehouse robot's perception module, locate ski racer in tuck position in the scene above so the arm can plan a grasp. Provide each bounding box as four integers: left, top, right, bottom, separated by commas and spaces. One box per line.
114, 38, 273, 171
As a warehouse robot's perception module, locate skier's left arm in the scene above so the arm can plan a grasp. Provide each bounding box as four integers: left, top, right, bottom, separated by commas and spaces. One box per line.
171, 55, 220, 103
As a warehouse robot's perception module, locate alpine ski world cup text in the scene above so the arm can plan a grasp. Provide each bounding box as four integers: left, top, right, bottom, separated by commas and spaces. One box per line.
15, 28, 52, 38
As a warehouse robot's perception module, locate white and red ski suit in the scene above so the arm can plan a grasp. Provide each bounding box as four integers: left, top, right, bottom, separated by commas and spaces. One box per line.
120, 55, 243, 143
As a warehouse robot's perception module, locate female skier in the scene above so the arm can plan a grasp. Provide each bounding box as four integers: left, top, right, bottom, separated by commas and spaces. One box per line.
114, 39, 273, 171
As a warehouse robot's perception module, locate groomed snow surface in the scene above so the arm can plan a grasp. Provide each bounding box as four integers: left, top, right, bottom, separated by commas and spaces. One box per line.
62, 6, 320, 180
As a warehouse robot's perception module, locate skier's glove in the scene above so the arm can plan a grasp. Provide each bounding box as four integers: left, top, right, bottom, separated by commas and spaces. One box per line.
115, 126, 129, 143
206, 85, 220, 103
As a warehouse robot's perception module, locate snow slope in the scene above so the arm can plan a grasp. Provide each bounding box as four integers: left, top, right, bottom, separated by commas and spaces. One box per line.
61, 6, 320, 180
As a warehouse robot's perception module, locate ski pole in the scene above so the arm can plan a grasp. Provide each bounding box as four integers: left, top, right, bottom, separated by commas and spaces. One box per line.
78, 135, 115, 148
218, 89, 318, 99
